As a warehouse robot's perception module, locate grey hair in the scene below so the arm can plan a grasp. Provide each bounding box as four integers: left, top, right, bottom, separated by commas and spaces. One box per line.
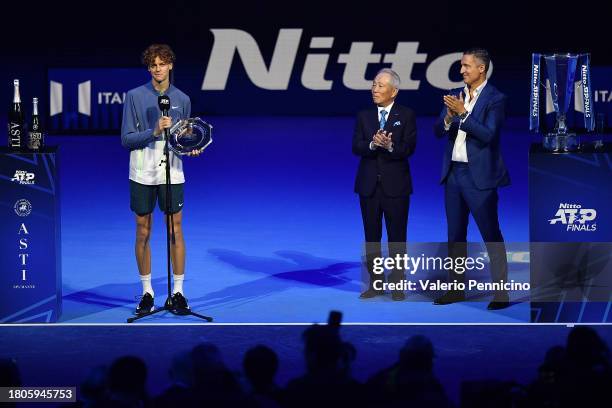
375, 68, 401, 89
464, 47, 490, 73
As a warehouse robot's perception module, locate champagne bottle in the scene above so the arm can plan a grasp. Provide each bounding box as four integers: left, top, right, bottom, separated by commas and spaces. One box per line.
8, 79, 24, 150
28, 97, 44, 151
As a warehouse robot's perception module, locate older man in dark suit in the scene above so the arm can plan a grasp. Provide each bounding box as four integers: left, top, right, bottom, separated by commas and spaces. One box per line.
353, 68, 417, 301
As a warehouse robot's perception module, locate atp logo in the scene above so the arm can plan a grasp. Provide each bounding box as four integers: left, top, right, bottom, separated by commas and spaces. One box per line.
11, 170, 35, 185
549, 203, 597, 232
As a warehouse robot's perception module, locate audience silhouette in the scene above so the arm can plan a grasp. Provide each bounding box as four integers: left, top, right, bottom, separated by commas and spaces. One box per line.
2, 317, 610, 408
367, 334, 452, 407
244, 345, 282, 407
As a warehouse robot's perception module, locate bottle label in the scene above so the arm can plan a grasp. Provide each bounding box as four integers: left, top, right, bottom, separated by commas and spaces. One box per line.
8, 122, 22, 148
28, 132, 43, 150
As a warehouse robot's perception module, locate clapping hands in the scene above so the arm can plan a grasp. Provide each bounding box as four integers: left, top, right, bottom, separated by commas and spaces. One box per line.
373, 130, 393, 150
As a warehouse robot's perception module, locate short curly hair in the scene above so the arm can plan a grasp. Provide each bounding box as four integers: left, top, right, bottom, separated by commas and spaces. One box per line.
142, 44, 176, 67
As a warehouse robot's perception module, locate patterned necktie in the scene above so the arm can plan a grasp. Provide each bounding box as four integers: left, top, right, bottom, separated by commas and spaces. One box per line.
379, 110, 388, 129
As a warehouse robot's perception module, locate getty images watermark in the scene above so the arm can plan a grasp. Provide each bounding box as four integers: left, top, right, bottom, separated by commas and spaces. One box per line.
369, 253, 531, 292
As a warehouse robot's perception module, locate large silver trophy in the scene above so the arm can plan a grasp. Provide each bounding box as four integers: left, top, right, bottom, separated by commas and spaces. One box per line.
168, 117, 213, 155
530, 53, 595, 152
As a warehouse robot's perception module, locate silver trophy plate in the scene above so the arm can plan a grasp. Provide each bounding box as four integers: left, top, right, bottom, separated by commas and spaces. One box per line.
168, 117, 213, 155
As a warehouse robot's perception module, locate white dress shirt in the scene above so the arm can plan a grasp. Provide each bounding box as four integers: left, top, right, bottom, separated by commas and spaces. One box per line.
448, 80, 488, 162
370, 102, 395, 152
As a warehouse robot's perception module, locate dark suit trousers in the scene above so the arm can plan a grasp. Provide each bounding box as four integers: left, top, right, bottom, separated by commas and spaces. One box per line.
445, 162, 508, 290
360, 182, 410, 287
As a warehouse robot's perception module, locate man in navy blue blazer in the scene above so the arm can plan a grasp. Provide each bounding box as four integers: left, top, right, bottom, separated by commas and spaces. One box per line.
433, 48, 511, 310
353, 68, 417, 301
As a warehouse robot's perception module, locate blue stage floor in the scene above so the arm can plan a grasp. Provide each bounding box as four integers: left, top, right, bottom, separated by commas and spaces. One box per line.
36, 116, 537, 323
1, 116, 610, 406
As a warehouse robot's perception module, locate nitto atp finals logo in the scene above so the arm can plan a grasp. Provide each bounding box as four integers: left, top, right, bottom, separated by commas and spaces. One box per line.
549, 203, 597, 232
10, 170, 36, 185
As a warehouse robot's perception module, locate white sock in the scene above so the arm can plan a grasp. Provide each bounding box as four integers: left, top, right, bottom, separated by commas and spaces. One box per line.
140, 274, 154, 297
173, 274, 184, 295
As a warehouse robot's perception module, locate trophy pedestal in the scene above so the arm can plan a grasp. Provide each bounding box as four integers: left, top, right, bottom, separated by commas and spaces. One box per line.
543, 132, 579, 153
529, 143, 612, 322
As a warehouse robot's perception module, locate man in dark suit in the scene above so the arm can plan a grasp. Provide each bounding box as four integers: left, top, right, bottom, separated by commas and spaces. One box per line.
433, 48, 510, 310
353, 68, 417, 301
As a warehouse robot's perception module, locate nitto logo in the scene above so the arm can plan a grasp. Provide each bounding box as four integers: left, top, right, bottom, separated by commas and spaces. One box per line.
549, 203, 597, 232
10, 170, 35, 185
50, 80, 126, 117
14, 199, 32, 217
202, 29, 492, 91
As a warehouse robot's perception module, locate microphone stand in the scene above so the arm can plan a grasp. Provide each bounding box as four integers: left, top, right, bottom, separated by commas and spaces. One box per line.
128, 108, 212, 323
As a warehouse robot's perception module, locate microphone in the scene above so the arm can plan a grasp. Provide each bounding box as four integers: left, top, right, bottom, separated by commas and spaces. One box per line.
158, 94, 170, 116
158, 94, 171, 140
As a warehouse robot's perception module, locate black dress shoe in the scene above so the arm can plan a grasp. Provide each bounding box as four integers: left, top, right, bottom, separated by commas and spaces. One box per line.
359, 288, 384, 299
487, 293, 510, 310
391, 291, 406, 301
433, 291, 465, 305
487, 300, 510, 310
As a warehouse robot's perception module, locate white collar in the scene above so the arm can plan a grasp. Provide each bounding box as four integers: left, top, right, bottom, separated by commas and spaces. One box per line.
377, 101, 394, 115
464, 79, 488, 100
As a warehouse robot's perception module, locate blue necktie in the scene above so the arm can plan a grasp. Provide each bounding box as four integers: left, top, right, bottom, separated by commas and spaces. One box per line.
379, 110, 388, 129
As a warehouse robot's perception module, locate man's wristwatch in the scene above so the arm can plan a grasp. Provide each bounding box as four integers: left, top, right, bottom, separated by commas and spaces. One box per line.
458, 111, 468, 121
